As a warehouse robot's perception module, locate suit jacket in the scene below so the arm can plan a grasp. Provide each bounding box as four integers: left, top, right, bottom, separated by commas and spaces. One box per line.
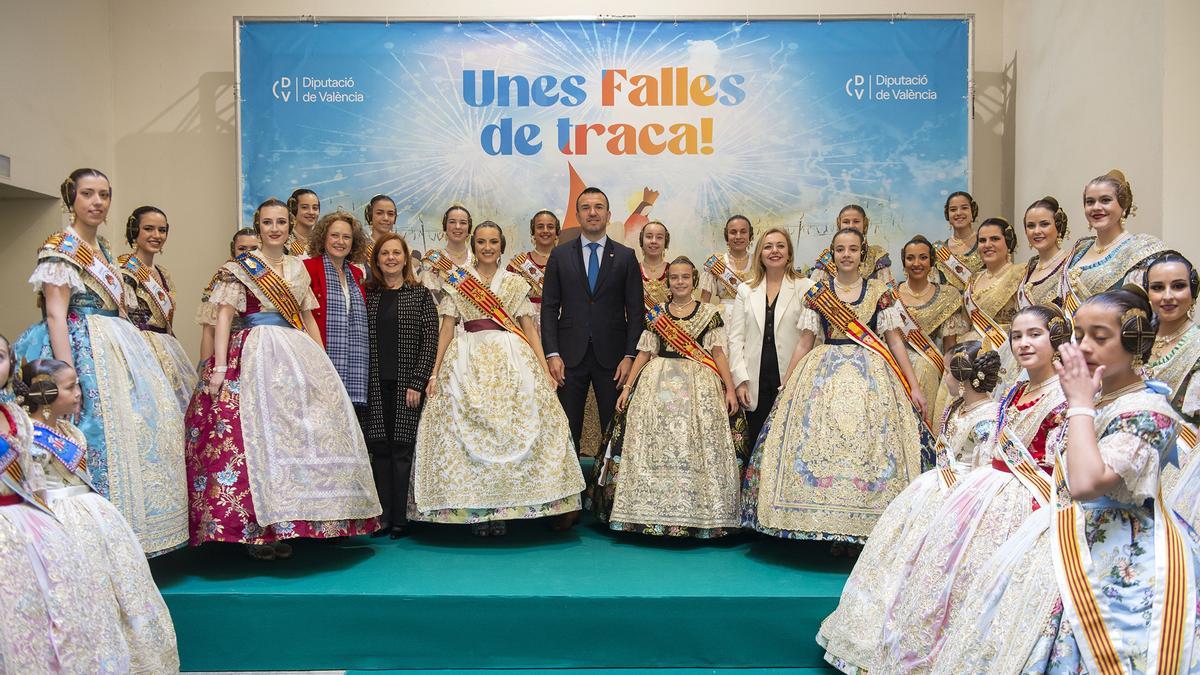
727, 276, 814, 411
303, 255, 366, 345
540, 236, 644, 369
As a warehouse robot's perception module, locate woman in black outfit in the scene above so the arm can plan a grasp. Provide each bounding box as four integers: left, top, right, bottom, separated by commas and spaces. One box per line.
364, 232, 438, 538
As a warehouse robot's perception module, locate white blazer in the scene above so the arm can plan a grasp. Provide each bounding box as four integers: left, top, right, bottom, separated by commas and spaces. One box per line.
728, 276, 814, 411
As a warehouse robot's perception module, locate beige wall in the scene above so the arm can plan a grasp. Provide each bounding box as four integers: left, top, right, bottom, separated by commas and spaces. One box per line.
8, 0, 1194, 359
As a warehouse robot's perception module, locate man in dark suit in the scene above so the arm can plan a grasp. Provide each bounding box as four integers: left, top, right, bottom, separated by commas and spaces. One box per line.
541, 186, 644, 456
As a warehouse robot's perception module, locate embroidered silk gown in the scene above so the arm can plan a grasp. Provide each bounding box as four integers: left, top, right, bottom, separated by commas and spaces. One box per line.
118, 255, 197, 413
817, 397, 998, 674
896, 282, 969, 425
930, 384, 1200, 674
741, 279, 928, 542
186, 252, 380, 545
12, 228, 188, 555
590, 303, 742, 538
1016, 252, 1070, 308
932, 238, 982, 292
1060, 233, 1168, 313
877, 380, 1068, 673
410, 269, 585, 523
698, 251, 751, 322
0, 402, 129, 673
1150, 324, 1200, 525
31, 420, 178, 673
642, 263, 670, 306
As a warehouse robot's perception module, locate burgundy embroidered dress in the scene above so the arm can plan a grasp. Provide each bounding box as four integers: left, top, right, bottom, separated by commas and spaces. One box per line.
185, 253, 380, 545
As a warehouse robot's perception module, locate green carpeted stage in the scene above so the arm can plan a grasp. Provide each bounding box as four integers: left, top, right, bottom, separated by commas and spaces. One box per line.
150, 515, 850, 672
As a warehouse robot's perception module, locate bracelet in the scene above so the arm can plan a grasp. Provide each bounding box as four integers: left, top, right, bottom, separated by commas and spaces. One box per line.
213, 366, 228, 373
1066, 406, 1096, 419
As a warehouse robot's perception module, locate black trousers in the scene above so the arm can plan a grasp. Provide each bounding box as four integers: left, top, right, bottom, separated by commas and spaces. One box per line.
369, 380, 413, 527
557, 342, 619, 452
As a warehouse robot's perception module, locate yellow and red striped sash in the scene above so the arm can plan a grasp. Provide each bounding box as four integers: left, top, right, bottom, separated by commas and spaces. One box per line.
1059, 239, 1091, 318
643, 303, 720, 378
933, 400, 961, 490
1051, 419, 1193, 675
805, 282, 930, 433
426, 250, 531, 349
506, 252, 545, 297
964, 277, 1008, 350
935, 244, 973, 288
993, 382, 1059, 507
234, 253, 305, 330
703, 254, 746, 296
118, 254, 174, 326
286, 234, 307, 256
41, 232, 127, 317
889, 284, 947, 376
812, 248, 836, 278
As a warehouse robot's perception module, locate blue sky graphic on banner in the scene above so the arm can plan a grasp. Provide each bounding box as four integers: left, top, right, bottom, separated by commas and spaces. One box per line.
239, 19, 969, 263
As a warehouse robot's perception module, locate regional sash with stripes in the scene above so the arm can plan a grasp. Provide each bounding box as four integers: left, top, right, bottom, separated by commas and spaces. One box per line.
812, 248, 836, 278
889, 284, 947, 376
933, 400, 962, 490
0, 435, 53, 517
1050, 405, 1195, 675
286, 233, 307, 256
506, 251, 545, 297
117, 254, 174, 326
935, 244, 974, 288
231, 253, 305, 330
703, 254, 746, 296
1059, 239, 1091, 318
31, 423, 96, 492
643, 303, 720, 378
41, 231, 127, 317
804, 282, 928, 432
963, 275, 1009, 351
426, 250, 531, 348
992, 382, 1062, 509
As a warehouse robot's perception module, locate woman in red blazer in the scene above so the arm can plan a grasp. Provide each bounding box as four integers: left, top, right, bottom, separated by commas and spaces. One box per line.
304, 211, 370, 420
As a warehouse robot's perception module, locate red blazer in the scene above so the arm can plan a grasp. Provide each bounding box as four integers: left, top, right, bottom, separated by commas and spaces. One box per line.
303, 255, 367, 345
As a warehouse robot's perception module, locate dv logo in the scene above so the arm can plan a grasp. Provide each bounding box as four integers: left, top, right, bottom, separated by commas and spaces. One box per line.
272, 77, 293, 102
844, 75, 866, 100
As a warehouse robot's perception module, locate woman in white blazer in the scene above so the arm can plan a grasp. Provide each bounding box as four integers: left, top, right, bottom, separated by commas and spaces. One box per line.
728, 227, 815, 447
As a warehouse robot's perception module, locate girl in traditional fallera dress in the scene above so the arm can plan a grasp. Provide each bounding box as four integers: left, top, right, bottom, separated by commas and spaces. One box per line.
199, 228, 258, 364
877, 304, 1071, 673
742, 227, 927, 546
1060, 170, 1167, 317
0, 335, 129, 673
727, 228, 812, 457
930, 288, 1200, 674
12, 168, 188, 556
933, 190, 982, 292
1018, 196, 1071, 308
118, 206, 198, 413
893, 235, 970, 426
638, 221, 671, 307
412, 221, 585, 536
699, 215, 754, 321
364, 194, 397, 264
285, 187, 320, 256
421, 204, 474, 301
818, 341, 1000, 674
506, 210, 560, 330
187, 198, 380, 560
960, 218, 1025, 390
809, 205, 894, 285
364, 233, 438, 539
20, 359, 178, 673
590, 257, 743, 538
1142, 252, 1200, 521
303, 211, 370, 419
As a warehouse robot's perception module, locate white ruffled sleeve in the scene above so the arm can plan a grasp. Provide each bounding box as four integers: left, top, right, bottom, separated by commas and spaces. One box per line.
1098, 431, 1160, 503
703, 325, 728, 351
438, 293, 459, 319
299, 287, 320, 312
636, 330, 659, 353
698, 267, 718, 297
513, 294, 536, 320
796, 305, 821, 335
1183, 375, 1200, 419
876, 303, 904, 334
29, 260, 86, 294
206, 281, 247, 312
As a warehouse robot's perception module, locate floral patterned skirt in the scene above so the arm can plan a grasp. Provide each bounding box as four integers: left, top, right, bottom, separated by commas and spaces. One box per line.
185, 330, 379, 545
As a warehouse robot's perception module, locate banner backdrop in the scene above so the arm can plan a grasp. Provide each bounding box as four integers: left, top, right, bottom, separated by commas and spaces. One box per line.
238, 18, 970, 264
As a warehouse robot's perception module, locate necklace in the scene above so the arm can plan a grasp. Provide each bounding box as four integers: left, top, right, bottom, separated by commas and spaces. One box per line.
669, 299, 694, 313
728, 251, 749, 267
1020, 374, 1060, 401
1096, 380, 1145, 407
949, 232, 974, 249
834, 277, 862, 294
261, 251, 285, 266
1091, 231, 1128, 256
1033, 249, 1066, 273
476, 267, 497, 285
1155, 320, 1194, 348
978, 262, 1012, 282
900, 281, 935, 304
